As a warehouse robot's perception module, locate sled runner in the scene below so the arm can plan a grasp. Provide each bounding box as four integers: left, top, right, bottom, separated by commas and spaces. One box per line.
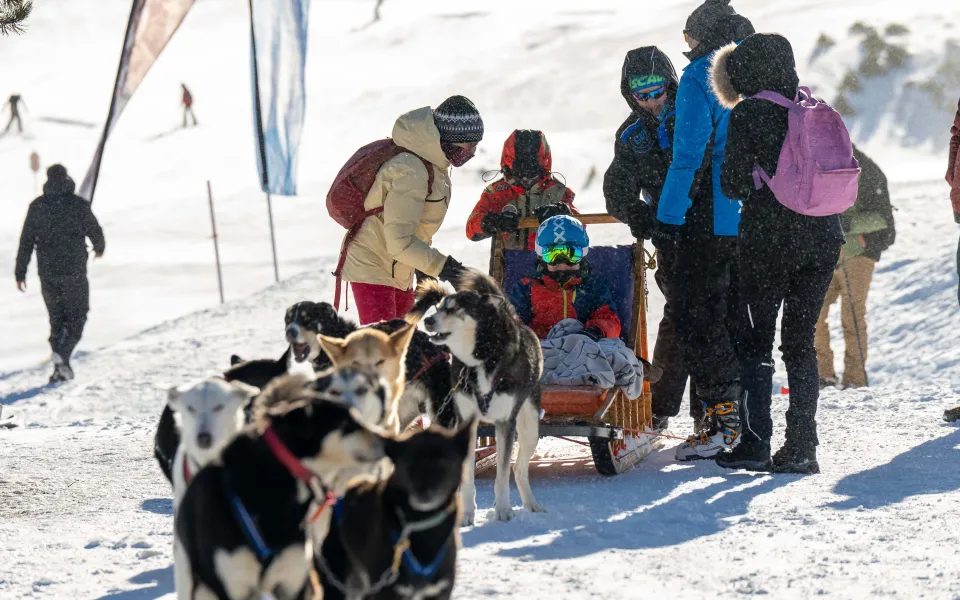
483, 214, 660, 475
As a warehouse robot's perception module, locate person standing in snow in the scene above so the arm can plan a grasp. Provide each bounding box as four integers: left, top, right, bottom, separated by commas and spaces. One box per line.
339, 96, 482, 324
651, 0, 754, 460
944, 98, 960, 424
947, 96, 960, 307
181, 84, 197, 128
3, 93, 26, 134
814, 146, 895, 389
466, 129, 578, 251
15, 165, 106, 383
710, 33, 845, 473
603, 46, 704, 433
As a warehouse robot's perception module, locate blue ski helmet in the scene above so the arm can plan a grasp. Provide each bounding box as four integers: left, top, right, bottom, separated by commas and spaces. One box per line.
535, 215, 590, 257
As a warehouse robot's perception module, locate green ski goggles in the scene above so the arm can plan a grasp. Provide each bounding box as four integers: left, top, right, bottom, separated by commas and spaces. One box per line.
540, 244, 585, 265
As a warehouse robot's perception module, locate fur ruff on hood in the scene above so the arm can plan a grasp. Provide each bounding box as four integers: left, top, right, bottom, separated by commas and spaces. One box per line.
709, 42, 742, 110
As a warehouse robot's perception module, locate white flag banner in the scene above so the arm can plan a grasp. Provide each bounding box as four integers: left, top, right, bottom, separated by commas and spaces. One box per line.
249, 0, 310, 196
80, 0, 196, 201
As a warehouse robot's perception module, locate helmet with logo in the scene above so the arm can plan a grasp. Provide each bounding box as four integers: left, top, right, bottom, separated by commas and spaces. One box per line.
535, 215, 589, 258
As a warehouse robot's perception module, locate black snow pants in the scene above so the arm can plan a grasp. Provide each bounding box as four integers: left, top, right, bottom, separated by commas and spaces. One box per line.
651, 250, 703, 422
737, 231, 841, 448
40, 275, 90, 361
672, 234, 740, 400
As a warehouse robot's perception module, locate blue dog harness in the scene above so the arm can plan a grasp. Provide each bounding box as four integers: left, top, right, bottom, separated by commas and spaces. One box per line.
225, 474, 278, 563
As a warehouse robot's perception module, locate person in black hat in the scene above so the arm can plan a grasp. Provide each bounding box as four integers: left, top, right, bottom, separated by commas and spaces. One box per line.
15, 164, 105, 383
653, 0, 754, 461
603, 46, 706, 434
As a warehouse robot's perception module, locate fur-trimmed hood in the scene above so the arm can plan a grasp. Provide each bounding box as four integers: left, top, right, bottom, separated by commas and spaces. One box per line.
709, 33, 799, 110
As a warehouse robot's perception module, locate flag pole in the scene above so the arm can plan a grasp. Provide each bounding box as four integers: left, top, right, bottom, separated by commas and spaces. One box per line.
247, 0, 279, 283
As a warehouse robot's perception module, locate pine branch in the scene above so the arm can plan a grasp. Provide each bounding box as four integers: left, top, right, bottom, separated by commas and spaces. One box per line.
0, 0, 33, 36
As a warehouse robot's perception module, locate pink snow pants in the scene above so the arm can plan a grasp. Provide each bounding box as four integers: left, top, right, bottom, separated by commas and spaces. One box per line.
350, 282, 415, 325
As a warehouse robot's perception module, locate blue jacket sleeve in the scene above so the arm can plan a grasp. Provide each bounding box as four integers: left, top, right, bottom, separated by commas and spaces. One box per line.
508, 280, 534, 326
657, 68, 714, 226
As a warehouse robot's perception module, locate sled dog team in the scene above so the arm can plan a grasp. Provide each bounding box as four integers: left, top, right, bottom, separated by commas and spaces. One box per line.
156, 271, 544, 600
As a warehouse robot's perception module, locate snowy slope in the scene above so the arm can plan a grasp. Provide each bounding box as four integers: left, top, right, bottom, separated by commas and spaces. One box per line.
2, 1, 960, 598
2, 0, 958, 371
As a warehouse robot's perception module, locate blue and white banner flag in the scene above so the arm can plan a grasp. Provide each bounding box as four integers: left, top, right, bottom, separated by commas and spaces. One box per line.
249, 0, 310, 197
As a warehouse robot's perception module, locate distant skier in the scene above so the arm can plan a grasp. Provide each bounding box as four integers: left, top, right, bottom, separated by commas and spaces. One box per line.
3, 93, 26, 134
15, 165, 106, 383
181, 83, 197, 128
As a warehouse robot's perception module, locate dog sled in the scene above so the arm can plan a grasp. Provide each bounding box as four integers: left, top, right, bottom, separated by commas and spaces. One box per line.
479, 213, 660, 475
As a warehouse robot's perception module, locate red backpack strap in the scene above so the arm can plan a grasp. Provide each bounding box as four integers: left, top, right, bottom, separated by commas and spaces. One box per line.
418, 157, 435, 197
333, 207, 384, 311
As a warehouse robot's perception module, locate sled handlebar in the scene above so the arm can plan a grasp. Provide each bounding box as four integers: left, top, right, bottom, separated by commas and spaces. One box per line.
518, 213, 622, 229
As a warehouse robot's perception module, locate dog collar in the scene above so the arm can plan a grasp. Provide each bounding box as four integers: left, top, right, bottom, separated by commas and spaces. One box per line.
262, 426, 316, 482
182, 455, 197, 485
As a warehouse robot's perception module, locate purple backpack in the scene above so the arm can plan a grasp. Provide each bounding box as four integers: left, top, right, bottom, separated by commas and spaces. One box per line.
751, 86, 860, 217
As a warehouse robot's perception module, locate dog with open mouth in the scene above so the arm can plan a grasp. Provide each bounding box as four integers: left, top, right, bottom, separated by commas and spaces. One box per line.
407, 271, 546, 525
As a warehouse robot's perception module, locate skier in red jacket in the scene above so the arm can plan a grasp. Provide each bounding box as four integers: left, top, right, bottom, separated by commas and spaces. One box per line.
181, 83, 197, 128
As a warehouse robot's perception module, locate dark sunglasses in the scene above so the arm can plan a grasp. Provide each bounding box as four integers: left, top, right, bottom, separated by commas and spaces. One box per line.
633, 86, 666, 101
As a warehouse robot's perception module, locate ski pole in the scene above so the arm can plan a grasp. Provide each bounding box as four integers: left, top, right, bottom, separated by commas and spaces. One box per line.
839, 259, 869, 387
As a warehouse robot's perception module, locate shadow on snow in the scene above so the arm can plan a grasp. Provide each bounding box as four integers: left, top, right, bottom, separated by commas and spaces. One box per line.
829, 428, 960, 511
96, 566, 173, 600
461, 445, 790, 560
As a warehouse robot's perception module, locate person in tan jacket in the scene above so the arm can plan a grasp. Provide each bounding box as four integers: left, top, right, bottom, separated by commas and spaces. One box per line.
340, 96, 483, 324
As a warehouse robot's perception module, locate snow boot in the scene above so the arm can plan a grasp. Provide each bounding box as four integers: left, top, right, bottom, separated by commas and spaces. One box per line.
944, 406, 960, 423
715, 437, 772, 471
676, 383, 741, 461
51, 352, 74, 382
772, 442, 820, 474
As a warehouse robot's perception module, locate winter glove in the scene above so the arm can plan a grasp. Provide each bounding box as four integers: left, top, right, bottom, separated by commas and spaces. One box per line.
579, 325, 604, 342
438, 256, 465, 284
626, 205, 655, 240
651, 222, 681, 257
480, 211, 521, 235
533, 202, 572, 223
839, 213, 853, 232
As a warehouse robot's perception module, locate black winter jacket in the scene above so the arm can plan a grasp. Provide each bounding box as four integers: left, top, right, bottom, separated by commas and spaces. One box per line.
852, 146, 896, 261
713, 34, 844, 251
604, 46, 678, 238
15, 189, 105, 282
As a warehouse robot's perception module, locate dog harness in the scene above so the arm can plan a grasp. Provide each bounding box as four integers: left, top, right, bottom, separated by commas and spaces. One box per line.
223, 426, 328, 564
462, 366, 504, 414
318, 497, 457, 596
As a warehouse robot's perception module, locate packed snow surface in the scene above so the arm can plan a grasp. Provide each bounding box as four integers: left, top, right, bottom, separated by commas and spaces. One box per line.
1, 1, 959, 598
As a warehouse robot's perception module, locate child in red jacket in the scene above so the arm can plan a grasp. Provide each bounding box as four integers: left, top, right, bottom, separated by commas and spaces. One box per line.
508, 216, 621, 340
466, 129, 578, 251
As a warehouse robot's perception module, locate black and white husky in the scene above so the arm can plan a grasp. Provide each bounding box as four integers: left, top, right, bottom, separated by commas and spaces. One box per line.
316, 424, 472, 600
408, 272, 546, 525
174, 374, 387, 600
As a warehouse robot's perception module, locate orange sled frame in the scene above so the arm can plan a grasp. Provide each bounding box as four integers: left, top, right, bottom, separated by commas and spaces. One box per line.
477, 213, 661, 475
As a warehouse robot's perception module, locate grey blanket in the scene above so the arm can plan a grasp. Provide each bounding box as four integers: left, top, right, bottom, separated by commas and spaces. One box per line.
540, 319, 645, 400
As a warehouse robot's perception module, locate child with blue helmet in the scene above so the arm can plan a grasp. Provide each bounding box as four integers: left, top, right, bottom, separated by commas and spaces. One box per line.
507, 216, 621, 340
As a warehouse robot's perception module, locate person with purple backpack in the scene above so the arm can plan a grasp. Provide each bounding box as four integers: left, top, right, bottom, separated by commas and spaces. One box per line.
710, 33, 855, 473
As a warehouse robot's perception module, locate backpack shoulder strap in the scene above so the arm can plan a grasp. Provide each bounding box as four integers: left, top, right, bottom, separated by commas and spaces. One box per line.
750, 91, 795, 108
419, 157, 435, 197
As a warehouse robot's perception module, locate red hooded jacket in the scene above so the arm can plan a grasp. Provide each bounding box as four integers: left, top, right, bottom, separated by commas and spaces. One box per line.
466, 130, 577, 250
948, 97, 960, 223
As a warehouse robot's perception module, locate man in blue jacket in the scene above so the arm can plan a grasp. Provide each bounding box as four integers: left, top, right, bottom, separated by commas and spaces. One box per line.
652, 0, 753, 461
